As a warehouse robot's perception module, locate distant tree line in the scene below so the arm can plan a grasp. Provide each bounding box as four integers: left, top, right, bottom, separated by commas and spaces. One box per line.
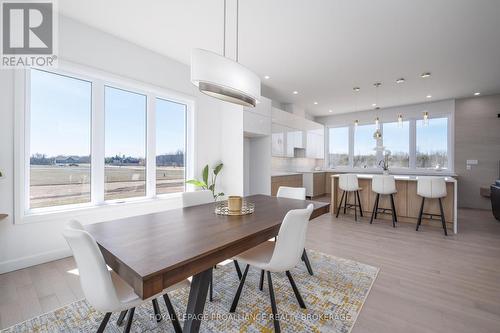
157, 150, 184, 167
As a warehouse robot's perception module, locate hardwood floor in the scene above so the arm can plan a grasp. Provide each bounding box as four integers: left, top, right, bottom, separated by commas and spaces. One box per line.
1, 200, 500, 332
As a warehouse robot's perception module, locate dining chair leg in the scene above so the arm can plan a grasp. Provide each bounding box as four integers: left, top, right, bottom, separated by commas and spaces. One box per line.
267, 271, 281, 333
152, 298, 162, 322
336, 191, 345, 218
416, 197, 425, 231
116, 310, 127, 326
124, 307, 135, 333
438, 198, 448, 236
286, 271, 306, 309
230, 264, 250, 312
234, 260, 242, 280
374, 193, 380, 219
344, 191, 349, 214
356, 190, 363, 216
301, 249, 314, 275
96, 312, 111, 333
209, 269, 213, 302
370, 193, 379, 224
183, 268, 212, 333
259, 269, 265, 291
354, 190, 358, 221
163, 293, 182, 333
390, 194, 397, 228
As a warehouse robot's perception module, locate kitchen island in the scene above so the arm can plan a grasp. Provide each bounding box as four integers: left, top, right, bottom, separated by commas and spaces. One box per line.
330, 174, 458, 233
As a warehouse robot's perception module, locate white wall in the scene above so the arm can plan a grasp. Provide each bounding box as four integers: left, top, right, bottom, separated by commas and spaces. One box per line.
0, 16, 243, 273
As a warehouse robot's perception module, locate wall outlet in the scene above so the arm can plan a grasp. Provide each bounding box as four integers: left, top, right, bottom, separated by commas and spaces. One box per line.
466, 160, 478, 165
466, 165, 471, 170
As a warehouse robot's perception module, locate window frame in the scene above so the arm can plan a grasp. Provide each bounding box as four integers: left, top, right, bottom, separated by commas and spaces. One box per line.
327, 125, 351, 168
325, 113, 454, 174
14, 61, 195, 224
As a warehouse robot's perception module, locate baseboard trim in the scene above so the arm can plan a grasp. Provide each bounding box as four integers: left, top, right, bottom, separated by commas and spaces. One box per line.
0, 248, 72, 274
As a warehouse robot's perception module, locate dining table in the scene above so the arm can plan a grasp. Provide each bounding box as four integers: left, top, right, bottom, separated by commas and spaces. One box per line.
85, 194, 330, 332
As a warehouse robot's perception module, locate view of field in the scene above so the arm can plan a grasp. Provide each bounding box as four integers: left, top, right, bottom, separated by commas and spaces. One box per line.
30, 164, 185, 208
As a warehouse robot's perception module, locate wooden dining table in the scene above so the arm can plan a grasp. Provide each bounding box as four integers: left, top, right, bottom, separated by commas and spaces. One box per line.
85, 194, 330, 332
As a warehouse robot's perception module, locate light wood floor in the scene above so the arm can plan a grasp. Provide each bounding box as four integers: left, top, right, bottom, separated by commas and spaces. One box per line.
1, 202, 500, 332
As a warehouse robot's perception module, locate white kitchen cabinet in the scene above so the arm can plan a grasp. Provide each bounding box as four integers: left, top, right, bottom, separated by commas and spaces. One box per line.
286, 128, 303, 157
244, 111, 270, 136
306, 128, 324, 159
272, 123, 285, 157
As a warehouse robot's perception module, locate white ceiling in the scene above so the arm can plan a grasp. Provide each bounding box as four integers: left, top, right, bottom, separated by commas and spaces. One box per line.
59, 0, 500, 116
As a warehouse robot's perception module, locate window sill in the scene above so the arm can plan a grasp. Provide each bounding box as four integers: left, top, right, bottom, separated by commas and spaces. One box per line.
18, 193, 184, 225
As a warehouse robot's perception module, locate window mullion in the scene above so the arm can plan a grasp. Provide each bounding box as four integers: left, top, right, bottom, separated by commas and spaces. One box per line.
146, 95, 156, 198
409, 119, 416, 169
91, 80, 105, 204
348, 125, 354, 167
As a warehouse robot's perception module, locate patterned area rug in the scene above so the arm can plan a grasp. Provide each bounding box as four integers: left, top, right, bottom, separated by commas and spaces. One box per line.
2, 250, 378, 333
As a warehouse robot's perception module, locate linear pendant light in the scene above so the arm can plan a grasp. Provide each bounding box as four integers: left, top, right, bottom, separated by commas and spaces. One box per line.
191, 0, 260, 107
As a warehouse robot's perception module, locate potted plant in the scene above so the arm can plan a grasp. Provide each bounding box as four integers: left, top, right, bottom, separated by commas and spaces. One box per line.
379, 151, 390, 175
186, 162, 224, 201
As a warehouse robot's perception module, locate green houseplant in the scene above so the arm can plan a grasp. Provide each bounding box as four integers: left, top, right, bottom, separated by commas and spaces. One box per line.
186, 162, 224, 201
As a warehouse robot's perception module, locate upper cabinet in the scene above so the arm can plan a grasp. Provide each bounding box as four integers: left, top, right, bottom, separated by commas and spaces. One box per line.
243, 97, 271, 136
271, 107, 324, 159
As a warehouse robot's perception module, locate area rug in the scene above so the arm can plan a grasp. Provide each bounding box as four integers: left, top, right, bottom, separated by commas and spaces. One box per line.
1, 250, 378, 333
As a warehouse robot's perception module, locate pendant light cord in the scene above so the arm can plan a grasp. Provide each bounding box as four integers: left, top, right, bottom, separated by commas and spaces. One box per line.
236, 0, 239, 62
223, 0, 226, 56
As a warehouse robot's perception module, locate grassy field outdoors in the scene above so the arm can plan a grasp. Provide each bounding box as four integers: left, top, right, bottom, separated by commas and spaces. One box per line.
30, 164, 184, 208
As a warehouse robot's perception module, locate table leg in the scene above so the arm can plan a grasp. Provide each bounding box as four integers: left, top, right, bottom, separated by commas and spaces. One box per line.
183, 267, 212, 333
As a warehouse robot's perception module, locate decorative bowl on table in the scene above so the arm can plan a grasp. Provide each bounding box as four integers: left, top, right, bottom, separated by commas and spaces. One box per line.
215, 200, 255, 216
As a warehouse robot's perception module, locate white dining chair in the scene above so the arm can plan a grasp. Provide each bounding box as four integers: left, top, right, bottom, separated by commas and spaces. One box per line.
62, 220, 189, 333
336, 174, 363, 221
416, 177, 448, 235
182, 189, 221, 301
276, 186, 314, 276
229, 204, 314, 332
370, 175, 398, 227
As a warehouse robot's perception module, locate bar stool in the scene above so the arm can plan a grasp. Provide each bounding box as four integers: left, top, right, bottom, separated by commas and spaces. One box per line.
370, 175, 398, 227
416, 177, 448, 236
336, 174, 363, 221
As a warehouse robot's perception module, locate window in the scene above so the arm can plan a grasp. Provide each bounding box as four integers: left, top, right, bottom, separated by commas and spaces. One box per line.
328, 127, 349, 167
156, 98, 186, 195
20, 66, 192, 217
416, 117, 448, 169
29, 69, 92, 209
353, 124, 377, 168
104, 87, 147, 200
383, 121, 410, 168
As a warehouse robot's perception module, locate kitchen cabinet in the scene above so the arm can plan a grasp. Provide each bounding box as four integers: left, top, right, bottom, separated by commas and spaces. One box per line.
303, 172, 326, 197
271, 123, 285, 157
306, 128, 324, 159
271, 174, 303, 196
286, 128, 304, 157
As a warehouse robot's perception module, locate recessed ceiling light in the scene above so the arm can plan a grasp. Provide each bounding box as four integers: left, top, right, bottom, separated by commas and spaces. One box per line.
353, 87, 361, 92
264, 75, 270, 80
426, 95, 432, 98
421, 72, 431, 78
372, 103, 377, 107
396, 78, 405, 84
329, 110, 333, 113
474, 92, 481, 96
314, 101, 318, 105
292, 91, 298, 95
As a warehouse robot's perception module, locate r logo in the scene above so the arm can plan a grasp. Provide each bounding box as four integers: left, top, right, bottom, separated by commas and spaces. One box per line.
2, 2, 53, 54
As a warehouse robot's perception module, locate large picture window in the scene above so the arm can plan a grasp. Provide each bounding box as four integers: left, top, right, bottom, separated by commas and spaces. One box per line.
327, 114, 451, 172
383, 121, 410, 168
416, 117, 448, 169
21, 67, 191, 215
156, 98, 186, 195
353, 124, 377, 168
29, 69, 92, 209
328, 127, 349, 167
104, 87, 147, 200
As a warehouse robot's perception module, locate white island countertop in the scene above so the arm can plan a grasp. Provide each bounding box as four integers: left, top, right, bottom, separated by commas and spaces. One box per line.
330, 173, 457, 183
